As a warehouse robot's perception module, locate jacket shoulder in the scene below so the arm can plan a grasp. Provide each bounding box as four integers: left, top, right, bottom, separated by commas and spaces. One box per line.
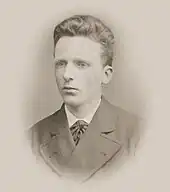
26, 109, 61, 155
103, 98, 137, 122
30, 108, 61, 132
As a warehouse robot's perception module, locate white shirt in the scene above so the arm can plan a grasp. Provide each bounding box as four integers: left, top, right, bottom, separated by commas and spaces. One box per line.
65, 99, 101, 128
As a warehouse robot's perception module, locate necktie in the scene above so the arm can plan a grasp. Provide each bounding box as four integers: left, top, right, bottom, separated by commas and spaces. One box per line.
70, 120, 88, 145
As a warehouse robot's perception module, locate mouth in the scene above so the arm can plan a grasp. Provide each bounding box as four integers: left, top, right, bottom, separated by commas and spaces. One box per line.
62, 86, 79, 94
63, 86, 79, 91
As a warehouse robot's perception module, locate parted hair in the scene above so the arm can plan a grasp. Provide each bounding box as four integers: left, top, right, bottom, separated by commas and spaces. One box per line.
53, 15, 115, 67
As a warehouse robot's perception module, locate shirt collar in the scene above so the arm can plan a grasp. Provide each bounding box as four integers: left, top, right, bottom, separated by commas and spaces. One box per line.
65, 99, 101, 128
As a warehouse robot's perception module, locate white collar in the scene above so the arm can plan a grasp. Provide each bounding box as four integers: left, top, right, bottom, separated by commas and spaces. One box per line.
65, 99, 101, 128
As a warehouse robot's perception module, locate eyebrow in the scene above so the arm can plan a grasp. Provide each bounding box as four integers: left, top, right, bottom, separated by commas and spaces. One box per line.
54, 59, 67, 63
73, 58, 91, 65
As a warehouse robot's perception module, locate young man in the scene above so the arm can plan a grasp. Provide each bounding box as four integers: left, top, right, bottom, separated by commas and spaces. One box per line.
30, 15, 139, 182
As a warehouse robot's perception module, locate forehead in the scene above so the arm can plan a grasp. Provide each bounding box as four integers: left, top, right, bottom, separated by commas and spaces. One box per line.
54, 36, 101, 61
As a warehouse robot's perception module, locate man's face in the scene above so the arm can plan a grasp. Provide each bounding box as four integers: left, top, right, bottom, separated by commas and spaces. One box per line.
54, 36, 112, 107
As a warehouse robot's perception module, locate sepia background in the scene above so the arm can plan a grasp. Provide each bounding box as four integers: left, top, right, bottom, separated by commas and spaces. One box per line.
0, 0, 170, 191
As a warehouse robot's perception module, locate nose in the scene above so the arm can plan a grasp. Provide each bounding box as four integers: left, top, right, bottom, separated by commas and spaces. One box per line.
63, 62, 75, 81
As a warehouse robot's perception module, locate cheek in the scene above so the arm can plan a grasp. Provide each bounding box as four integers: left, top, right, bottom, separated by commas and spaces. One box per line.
55, 70, 63, 84
80, 70, 102, 87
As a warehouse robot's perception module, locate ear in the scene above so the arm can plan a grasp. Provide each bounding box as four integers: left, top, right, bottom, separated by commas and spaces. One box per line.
102, 65, 113, 84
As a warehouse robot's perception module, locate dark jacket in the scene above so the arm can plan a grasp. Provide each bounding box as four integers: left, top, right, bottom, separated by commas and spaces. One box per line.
29, 97, 139, 182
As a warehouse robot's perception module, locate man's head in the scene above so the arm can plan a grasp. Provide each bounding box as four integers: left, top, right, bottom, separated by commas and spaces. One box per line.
53, 15, 115, 107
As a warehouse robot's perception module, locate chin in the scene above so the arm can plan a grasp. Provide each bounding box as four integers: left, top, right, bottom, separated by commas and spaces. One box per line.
63, 95, 83, 107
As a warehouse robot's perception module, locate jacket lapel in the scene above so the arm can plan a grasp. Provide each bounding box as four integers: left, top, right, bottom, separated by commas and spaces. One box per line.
66, 98, 122, 180
39, 104, 75, 175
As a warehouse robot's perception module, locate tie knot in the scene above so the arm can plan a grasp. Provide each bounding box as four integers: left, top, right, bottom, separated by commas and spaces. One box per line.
70, 120, 88, 145
70, 120, 88, 131
76, 120, 88, 126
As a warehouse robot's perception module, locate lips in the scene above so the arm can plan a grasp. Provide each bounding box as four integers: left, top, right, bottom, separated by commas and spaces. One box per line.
62, 86, 79, 91
62, 86, 79, 95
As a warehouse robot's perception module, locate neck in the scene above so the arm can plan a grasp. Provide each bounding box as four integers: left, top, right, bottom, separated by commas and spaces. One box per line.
65, 96, 101, 118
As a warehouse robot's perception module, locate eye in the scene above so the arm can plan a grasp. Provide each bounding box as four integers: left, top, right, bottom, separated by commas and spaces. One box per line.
55, 60, 67, 67
75, 60, 89, 69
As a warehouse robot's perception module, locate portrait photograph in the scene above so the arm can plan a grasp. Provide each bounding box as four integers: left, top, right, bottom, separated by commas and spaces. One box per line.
28, 14, 142, 182
0, 0, 170, 191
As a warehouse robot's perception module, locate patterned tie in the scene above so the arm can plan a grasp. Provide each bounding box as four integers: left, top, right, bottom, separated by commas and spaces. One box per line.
70, 120, 88, 145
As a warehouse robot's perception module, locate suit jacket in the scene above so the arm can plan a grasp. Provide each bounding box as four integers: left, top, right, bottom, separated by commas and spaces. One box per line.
30, 97, 139, 182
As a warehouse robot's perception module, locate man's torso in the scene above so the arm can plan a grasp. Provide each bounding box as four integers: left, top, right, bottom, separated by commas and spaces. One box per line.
29, 97, 139, 182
